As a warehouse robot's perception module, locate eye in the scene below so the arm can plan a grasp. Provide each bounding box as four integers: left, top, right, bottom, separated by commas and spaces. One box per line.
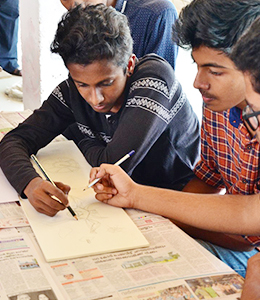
100, 80, 114, 87
209, 69, 223, 76
77, 83, 88, 88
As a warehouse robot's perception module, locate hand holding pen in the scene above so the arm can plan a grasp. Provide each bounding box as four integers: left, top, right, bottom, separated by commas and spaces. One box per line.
29, 155, 78, 220
86, 150, 135, 190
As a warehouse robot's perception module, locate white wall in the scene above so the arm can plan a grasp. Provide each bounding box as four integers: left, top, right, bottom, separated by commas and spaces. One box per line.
20, 0, 68, 110
175, 47, 202, 122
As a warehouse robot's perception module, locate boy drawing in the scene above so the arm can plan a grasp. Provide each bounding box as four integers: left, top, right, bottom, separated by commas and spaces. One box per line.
0, 5, 199, 217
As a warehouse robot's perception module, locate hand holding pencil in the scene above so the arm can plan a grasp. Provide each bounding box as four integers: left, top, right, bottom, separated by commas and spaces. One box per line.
22, 155, 77, 219
30, 154, 78, 220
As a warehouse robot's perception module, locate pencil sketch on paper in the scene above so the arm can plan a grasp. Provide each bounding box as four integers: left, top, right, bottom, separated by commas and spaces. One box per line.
63, 192, 125, 243
39, 157, 80, 174
22, 140, 149, 262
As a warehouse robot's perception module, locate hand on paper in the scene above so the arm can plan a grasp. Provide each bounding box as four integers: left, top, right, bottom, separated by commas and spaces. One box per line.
89, 164, 136, 208
24, 177, 71, 216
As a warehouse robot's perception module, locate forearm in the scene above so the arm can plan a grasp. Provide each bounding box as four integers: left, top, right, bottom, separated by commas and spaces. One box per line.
0, 135, 40, 195
133, 184, 260, 236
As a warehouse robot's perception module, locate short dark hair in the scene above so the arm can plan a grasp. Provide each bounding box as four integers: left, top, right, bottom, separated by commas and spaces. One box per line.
231, 17, 260, 94
173, 0, 260, 56
51, 4, 133, 69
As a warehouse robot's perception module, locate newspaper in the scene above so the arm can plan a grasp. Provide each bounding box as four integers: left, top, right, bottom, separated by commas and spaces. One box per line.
0, 210, 243, 300
46, 210, 243, 300
0, 110, 66, 142
0, 110, 32, 141
0, 202, 29, 228
0, 231, 67, 300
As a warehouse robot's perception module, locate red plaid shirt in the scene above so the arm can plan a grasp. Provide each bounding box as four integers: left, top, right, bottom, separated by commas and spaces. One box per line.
194, 106, 260, 246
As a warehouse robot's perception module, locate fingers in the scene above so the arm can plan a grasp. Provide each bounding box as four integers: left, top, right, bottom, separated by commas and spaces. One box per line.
55, 181, 71, 195
24, 177, 70, 217
95, 192, 114, 202
89, 167, 100, 184
93, 183, 117, 198
30, 195, 65, 217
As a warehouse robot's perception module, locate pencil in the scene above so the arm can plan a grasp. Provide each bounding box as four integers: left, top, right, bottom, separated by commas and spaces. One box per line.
30, 154, 78, 220
85, 150, 135, 190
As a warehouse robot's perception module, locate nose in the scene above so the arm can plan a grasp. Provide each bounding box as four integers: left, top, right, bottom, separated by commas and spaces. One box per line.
193, 70, 210, 90
88, 87, 104, 106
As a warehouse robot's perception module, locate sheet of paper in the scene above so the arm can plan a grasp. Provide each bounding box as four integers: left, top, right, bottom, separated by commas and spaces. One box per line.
21, 140, 149, 262
0, 114, 14, 141
0, 168, 20, 203
0, 202, 29, 228
0, 109, 32, 128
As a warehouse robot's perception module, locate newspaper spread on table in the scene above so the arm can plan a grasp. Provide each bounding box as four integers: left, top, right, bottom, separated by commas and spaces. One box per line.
0, 209, 243, 300
0, 111, 244, 299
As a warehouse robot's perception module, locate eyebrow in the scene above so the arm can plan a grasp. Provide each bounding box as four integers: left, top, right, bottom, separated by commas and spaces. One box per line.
73, 78, 112, 85
191, 54, 227, 69
200, 63, 227, 69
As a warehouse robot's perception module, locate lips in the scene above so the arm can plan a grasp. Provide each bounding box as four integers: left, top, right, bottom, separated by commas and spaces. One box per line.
93, 104, 106, 111
199, 90, 216, 103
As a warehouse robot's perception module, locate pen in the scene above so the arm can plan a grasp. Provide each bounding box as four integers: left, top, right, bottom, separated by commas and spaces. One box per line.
86, 150, 135, 190
30, 154, 78, 220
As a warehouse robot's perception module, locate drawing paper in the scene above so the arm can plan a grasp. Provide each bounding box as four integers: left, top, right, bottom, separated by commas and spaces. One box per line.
0, 168, 20, 203
21, 141, 149, 262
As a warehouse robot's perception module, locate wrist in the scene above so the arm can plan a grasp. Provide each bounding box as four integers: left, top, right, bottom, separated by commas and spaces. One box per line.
131, 183, 144, 210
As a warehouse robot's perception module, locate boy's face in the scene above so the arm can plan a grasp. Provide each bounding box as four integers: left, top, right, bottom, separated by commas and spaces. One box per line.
68, 57, 135, 114
244, 73, 260, 143
192, 46, 247, 112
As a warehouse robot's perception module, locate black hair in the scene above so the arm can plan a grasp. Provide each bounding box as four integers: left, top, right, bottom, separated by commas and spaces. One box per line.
173, 0, 260, 55
231, 17, 260, 94
51, 3, 133, 69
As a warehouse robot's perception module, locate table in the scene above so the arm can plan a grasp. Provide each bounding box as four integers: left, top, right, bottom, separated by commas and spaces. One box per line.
0, 111, 243, 300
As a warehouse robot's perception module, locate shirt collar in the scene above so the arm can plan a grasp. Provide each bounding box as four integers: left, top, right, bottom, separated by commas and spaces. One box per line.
229, 106, 242, 128
115, 0, 127, 13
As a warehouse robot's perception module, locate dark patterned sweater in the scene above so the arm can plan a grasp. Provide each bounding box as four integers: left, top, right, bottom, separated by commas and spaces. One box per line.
0, 54, 200, 195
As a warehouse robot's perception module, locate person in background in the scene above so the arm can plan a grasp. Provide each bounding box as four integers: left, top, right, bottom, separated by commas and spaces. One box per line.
230, 16, 260, 300
60, 0, 180, 143
0, 5, 200, 218
59, 0, 178, 70
0, 0, 22, 76
89, 0, 260, 278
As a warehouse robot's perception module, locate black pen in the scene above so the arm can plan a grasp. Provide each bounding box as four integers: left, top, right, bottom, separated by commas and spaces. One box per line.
31, 154, 78, 220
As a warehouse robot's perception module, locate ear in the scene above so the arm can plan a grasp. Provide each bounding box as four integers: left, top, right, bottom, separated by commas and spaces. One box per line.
126, 54, 136, 76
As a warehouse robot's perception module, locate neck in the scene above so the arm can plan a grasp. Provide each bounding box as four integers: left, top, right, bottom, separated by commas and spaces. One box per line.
236, 99, 247, 111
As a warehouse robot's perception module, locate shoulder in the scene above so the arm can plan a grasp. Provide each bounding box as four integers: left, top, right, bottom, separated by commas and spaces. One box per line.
134, 54, 175, 79
124, 0, 177, 16
49, 77, 78, 108
128, 54, 185, 106
132, 54, 178, 94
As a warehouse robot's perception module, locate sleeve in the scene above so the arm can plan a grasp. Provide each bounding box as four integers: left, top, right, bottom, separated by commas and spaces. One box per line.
0, 81, 75, 195
78, 57, 181, 175
194, 108, 225, 188
145, 7, 178, 69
